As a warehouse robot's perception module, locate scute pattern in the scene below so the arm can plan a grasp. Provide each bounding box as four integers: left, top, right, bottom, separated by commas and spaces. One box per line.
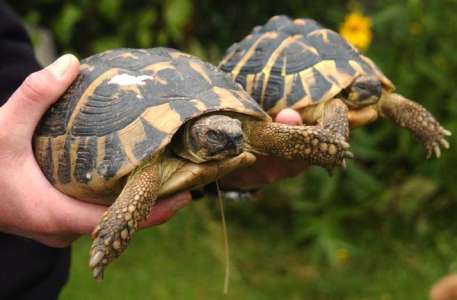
98, 132, 126, 180
72, 78, 147, 137
219, 15, 394, 113
75, 136, 98, 183
34, 48, 269, 193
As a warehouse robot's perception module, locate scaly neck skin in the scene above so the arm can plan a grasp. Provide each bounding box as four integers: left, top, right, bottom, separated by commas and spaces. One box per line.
172, 114, 245, 164
172, 122, 207, 163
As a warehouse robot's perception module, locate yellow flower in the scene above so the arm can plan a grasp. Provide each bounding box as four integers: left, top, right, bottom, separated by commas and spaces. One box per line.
409, 22, 422, 36
336, 248, 349, 265
339, 10, 372, 51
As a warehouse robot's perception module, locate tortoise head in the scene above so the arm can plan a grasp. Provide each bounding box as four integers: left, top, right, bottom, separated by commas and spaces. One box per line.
174, 114, 244, 163
343, 75, 382, 108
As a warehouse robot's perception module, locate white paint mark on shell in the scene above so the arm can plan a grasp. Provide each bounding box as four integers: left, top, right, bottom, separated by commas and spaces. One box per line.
86, 172, 92, 180
108, 74, 151, 86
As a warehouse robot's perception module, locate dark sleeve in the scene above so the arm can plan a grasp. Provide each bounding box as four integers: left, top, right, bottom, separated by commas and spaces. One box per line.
0, 2, 71, 300
0, 0, 41, 105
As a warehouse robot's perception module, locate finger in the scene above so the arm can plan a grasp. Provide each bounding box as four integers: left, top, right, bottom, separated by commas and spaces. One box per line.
55, 191, 190, 238
38, 177, 107, 235
51, 198, 107, 236
275, 108, 303, 125
33, 232, 80, 248
8, 191, 105, 246
139, 192, 192, 228
0, 54, 80, 140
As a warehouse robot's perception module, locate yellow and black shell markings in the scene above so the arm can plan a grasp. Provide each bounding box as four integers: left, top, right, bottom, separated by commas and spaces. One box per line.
34, 48, 268, 201
219, 15, 394, 114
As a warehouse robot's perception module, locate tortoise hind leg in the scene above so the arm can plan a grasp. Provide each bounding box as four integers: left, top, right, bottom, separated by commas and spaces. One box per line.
377, 93, 451, 158
89, 161, 162, 280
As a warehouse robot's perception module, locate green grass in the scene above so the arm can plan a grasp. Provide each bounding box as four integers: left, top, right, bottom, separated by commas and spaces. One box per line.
60, 198, 452, 300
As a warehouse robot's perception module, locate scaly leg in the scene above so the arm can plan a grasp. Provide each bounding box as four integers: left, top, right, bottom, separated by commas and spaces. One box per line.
89, 161, 162, 280
246, 120, 353, 172
377, 93, 451, 158
318, 98, 350, 140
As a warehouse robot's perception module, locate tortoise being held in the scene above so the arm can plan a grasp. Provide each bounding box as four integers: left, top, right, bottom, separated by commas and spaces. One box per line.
33, 48, 352, 280
219, 15, 451, 159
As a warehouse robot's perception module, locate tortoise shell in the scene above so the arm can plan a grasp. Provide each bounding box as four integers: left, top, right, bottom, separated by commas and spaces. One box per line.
34, 48, 268, 200
219, 15, 395, 115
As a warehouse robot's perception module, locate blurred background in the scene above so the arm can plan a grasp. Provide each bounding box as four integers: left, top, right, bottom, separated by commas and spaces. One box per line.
8, 0, 457, 299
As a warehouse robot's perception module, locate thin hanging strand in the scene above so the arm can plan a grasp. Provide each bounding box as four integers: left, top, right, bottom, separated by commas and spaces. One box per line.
216, 181, 230, 294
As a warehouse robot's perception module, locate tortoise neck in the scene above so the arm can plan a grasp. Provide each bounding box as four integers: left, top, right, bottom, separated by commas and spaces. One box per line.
171, 121, 207, 163
172, 114, 245, 164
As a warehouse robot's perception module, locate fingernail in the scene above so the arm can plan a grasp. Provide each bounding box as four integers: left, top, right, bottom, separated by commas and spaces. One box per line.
46, 54, 76, 78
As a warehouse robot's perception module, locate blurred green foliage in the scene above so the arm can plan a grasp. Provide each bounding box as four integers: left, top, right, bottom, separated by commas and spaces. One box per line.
8, 0, 457, 298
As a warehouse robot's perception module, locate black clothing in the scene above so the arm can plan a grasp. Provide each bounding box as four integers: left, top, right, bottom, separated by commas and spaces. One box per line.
0, 237, 71, 300
0, 2, 41, 103
0, 1, 71, 299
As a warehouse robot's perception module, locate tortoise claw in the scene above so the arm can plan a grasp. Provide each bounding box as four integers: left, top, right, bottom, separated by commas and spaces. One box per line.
301, 127, 352, 172
92, 266, 104, 282
433, 144, 441, 159
340, 141, 350, 150
329, 144, 353, 172
439, 138, 450, 149
426, 148, 432, 160
344, 151, 354, 159
89, 251, 105, 268
89, 214, 136, 281
441, 129, 452, 136
422, 126, 451, 159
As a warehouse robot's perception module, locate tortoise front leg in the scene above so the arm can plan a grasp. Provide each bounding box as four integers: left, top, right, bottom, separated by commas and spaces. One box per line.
318, 98, 350, 140
89, 161, 162, 280
246, 120, 353, 172
377, 93, 451, 158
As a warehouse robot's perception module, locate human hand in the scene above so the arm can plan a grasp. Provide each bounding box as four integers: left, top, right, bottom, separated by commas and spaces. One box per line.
220, 108, 308, 190
0, 54, 191, 247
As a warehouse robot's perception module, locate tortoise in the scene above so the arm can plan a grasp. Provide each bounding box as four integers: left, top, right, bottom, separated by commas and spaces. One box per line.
33, 47, 352, 280
219, 15, 451, 159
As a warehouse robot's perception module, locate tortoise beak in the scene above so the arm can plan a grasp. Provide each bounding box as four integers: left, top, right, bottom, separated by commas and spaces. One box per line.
226, 133, 244, 156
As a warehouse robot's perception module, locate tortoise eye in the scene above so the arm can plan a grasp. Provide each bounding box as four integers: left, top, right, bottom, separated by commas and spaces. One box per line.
207, 130, 220, 141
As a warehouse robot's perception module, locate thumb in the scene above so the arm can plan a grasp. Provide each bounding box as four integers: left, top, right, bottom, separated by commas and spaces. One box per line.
0, 54, 80, 140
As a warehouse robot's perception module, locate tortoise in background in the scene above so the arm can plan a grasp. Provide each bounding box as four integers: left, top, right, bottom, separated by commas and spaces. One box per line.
33, 48, 352, 280
220, 15, 451, 159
